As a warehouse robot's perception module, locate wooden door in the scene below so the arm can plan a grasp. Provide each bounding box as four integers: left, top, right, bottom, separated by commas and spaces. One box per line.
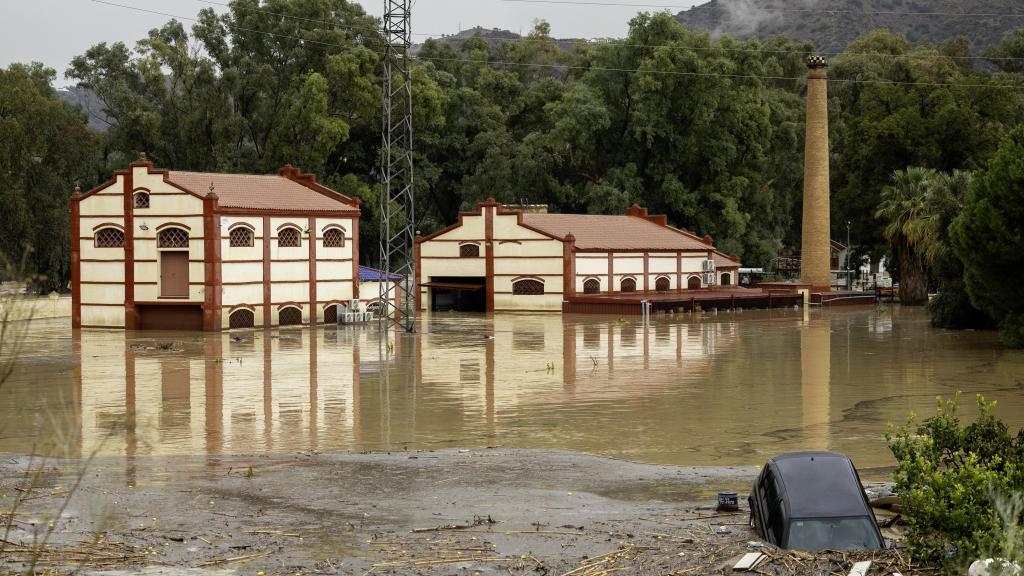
160, 251, 189, 298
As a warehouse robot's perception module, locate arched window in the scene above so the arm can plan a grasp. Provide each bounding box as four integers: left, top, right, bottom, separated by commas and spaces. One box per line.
460, 243, 480, 258
229, 227, 254, 247
279, 306, 302, 326
94, 227, 125, 248
687, 276, 702, 290
323, 304, 339, 324
512, 279, 545, 296
721, 272, 732, 286
158, 227, 189, 248
620, 277, 637, 293
229, 308, 255, 329
133, 191, 150, 209
278, 227, 301, 248
323, 228, 345, 248
656, 277, 671, 292
366, 301, 384, 317
583, 278, 601, 294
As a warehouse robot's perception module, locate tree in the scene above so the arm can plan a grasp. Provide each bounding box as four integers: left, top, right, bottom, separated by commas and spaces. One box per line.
952, 127, 1024, 347
831, 30, 1024, 266
876, 167, 938, 305
0, 64, 100, 291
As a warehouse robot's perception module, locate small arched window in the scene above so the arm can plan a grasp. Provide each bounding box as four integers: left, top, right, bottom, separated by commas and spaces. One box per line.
158, 227, 189, 248
133, 191, 150, 209
323, 228, 345, 248
512, 279, 545, 296
95, 228, 125, 248
279, 306, 302, 326
278, 227, 301, 248
583, 278, 601, 294
229, 227, 254, 248
687, 276, 702, 290
460, 244, 480, 258
721, 272, 732, 286
229, 308, 255, 329
656, 277, 671, 292
323, 304, 339, 324
620, 278, 637, 293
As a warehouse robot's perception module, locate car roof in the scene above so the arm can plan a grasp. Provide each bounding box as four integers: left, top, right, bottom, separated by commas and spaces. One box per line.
769, 452, 870, 518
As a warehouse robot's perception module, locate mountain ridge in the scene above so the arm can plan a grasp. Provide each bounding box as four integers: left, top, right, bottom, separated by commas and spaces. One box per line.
674, 0, 1022, 55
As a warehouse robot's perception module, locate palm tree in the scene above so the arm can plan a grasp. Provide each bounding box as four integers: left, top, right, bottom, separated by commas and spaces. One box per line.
876, 167, 939, 305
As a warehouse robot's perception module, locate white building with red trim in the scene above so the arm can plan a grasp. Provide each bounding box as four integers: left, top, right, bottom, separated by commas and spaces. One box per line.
415, 200, 741, 313
71, 158, 361, 330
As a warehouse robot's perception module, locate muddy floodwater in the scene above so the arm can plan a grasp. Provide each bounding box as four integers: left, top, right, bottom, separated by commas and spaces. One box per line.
2, 307, 1022, 474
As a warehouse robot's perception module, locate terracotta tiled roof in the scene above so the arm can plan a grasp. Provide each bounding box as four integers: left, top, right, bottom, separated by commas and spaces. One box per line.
713, 252, 741, 268
167, 170, 356, 212
521, 213, 713, 252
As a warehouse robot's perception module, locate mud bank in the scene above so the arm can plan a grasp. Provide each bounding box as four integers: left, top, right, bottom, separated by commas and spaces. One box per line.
1, 449, 916, 575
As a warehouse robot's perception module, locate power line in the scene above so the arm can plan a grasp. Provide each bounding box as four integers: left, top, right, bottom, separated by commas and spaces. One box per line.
498, 0, 1024, 17
114, 0, 1024, 64
86, 0, 1024, 90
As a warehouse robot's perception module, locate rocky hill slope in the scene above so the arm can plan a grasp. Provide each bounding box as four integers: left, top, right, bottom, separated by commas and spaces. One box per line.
675, 0, 1022, 54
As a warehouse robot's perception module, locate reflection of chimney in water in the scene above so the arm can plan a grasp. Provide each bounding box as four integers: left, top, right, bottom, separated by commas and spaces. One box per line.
801, 56, 832, 291
801, 317, 831, 451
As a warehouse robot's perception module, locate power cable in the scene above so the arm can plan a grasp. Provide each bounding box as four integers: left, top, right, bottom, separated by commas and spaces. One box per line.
87, 0, 1024, 90
498, 0, 1024, 18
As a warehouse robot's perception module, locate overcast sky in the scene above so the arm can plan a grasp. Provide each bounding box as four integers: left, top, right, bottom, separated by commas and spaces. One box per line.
0, 0, 702, 86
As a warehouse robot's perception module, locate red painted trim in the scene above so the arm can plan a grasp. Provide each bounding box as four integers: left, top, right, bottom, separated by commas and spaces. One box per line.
156, 222, 193, 231
321, 223, 347, 232
80, 258, 125, 263
262, 217, 271, 325
485, 206, 495, 313
509, 275, 547, 282
91, 222, 125, 232
71, 190, 81, 329
676, 252, 683, 291
607, 253, 613, 295
226, 304, 257, 313
352, 216, 360, 300
123, 168, 136, 329
203, 193, 222, 331
227, 222, 256, 231
276, 222, 303, 232
276, 302, 305, 311
563, 236, 576, 298
643, 253, 650, 292
308, 216, 317, 326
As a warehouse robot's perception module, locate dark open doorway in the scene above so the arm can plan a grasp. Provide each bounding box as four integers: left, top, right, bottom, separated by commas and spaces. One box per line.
426, 277, 486, 312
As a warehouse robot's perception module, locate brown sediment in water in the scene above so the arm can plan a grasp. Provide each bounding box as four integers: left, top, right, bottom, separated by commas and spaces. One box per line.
1, 307, 1023, 475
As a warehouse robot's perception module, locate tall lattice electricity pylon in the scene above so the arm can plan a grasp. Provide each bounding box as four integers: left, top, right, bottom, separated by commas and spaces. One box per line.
379, 0, 416, 333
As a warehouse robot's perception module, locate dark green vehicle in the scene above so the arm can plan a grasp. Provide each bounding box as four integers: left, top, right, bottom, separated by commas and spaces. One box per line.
748, 452, 885, 551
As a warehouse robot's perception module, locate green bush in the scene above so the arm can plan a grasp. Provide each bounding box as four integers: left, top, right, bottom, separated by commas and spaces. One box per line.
887, 393, 1024, 572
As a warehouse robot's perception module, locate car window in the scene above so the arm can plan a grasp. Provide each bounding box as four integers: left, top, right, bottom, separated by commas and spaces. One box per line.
761, 471, 785, 543
785, 517, 881, 551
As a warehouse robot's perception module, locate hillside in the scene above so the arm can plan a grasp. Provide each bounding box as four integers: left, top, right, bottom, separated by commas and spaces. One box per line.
675, 0, 1022, 55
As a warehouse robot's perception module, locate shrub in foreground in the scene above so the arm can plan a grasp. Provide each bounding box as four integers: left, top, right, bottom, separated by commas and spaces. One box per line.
887, 393, 1024, 573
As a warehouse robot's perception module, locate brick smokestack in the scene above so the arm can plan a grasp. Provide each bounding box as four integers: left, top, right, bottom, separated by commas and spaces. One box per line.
800, 55, 832, 291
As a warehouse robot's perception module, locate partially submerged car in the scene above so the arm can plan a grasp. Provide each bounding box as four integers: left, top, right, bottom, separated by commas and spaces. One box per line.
748, 451, 884, 551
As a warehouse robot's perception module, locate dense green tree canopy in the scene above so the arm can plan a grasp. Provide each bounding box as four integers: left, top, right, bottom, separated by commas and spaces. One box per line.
952, 127, 1024, 347
0, 64, 99, 290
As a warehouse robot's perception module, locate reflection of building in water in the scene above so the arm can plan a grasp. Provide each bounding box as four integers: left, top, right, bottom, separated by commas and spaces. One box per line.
801, 317, 831, 451
74, 317, 739, 456
76, 328, 394, 457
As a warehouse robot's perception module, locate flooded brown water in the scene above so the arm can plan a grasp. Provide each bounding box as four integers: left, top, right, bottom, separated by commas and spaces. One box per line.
1, 307, 1022, 473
